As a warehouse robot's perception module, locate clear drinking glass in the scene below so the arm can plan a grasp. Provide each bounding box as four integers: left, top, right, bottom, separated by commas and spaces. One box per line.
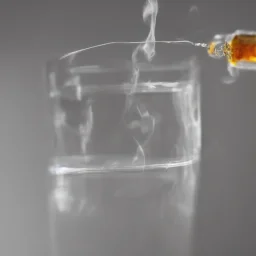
46, 42, 201, 256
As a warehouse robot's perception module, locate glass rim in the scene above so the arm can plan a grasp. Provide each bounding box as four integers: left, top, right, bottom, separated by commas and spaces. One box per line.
46, 58, 199, 84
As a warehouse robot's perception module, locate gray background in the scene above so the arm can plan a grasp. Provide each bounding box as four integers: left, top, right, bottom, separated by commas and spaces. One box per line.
1, 0, 256, 255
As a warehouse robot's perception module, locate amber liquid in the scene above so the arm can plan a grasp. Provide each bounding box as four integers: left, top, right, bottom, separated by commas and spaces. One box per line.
228, 34, 256, 65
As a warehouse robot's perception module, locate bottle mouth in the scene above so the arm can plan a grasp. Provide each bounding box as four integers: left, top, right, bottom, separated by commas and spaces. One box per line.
207, 32, 234, 60
207, 40, 225, 59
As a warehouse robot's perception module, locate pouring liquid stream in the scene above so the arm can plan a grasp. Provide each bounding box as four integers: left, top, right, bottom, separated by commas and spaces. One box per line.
60, 40, 208, 59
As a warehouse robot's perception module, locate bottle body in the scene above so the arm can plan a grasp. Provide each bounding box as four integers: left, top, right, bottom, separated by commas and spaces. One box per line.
207, 30, 256, 83
208, 30, 256, 70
